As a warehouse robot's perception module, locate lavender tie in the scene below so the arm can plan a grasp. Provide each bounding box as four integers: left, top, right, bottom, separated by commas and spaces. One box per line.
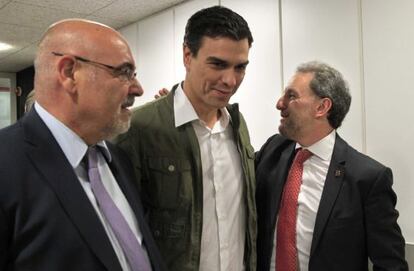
87, 146, 152, 271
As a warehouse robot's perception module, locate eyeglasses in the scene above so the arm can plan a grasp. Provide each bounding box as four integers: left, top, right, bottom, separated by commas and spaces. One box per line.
51, 52, 137, 82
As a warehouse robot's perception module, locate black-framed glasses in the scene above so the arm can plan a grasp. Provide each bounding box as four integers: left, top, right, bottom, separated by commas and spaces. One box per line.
51, 52, 137, 82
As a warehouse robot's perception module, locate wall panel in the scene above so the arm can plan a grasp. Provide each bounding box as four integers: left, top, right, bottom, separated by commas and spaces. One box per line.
362, 0, 414, 243
221, 0, 282, 149
135, 10, 175, 106
281, 0, 364, 151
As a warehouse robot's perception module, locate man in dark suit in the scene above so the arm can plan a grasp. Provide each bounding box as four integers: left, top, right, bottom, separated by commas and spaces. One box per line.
256, 61, 408, 270
0, 19, 166, 271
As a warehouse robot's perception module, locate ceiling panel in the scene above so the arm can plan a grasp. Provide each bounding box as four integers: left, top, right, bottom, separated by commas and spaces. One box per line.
0, 23, 43, 44
0, 0, 189, 72
84, 15, 127, 30
0, 2, 82, 28
94, 0, 185, 22
0, 44, 37, 72
0, 0, 10, 8
14, 0, 115, 14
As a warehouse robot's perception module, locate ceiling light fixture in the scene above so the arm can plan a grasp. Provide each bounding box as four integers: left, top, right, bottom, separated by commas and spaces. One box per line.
0, 42, 13, 51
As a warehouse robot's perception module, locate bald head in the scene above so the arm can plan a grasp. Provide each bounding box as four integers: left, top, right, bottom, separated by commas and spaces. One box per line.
32, 19, 141, 144
36, 19, 126, 64
36, 20, 127, 86
34, 19, 134, 103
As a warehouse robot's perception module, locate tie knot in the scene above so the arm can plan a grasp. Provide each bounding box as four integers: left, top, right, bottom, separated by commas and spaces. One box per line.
295, 148, 312, 164
87, 146, 99, 169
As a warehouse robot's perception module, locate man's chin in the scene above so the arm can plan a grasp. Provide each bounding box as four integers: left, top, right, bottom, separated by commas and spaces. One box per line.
106, 120, 131, 140
116, 120, 131, 135
278, 126, 291, 139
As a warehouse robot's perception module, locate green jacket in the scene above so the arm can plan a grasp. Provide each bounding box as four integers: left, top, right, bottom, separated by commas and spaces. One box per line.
115, 87, 257, 271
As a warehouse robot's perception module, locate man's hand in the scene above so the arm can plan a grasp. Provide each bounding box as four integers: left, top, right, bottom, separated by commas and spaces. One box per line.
154, 88, 170, 99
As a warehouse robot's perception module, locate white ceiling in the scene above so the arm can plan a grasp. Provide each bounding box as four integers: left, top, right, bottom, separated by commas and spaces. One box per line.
0, 0, 188, 73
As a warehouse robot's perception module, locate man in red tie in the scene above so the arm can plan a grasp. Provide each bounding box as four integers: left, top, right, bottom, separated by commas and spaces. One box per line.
255, 61, 408, 271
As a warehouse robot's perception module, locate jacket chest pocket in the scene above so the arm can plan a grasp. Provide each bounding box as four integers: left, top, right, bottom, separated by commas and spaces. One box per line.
144, 157, 192, 209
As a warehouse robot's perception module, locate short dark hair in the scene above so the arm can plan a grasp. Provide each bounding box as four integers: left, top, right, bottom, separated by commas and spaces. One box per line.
184, 5, 253, 56
297, 61, 352, 129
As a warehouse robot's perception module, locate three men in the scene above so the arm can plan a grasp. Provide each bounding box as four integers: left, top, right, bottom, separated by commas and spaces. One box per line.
0, 19, 166, 271
116, 6, 257, 271
256, 61, 408, 270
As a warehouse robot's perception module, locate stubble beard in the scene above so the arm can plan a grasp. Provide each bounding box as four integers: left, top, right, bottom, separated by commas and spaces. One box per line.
279, 118, 300, 141
105, 113, 131, 140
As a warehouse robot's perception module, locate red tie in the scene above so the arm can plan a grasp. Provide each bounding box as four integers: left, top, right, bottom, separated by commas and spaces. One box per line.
276, 148, 312, 271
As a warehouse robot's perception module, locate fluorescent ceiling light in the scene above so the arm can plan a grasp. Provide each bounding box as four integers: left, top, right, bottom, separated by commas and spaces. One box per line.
0, 42, 13, 51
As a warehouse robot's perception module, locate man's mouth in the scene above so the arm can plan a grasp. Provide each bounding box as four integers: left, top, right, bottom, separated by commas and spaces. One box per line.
213, 88, 232, 96
121, 95, 135, 109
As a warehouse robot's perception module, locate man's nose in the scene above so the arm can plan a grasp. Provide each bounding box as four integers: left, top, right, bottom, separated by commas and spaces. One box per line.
276, 96, 285, 110
221, 70, 237, 88
129, 78, 144, 96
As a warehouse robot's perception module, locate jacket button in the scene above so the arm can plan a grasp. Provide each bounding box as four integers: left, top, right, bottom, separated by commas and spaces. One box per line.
168, 165, 175, 172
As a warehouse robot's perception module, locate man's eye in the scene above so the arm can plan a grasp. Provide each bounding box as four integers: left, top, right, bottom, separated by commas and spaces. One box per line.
211, 62, 226, 68
236, 65, 247, 72
115, 67, 133, 80
285, 92, 296, 100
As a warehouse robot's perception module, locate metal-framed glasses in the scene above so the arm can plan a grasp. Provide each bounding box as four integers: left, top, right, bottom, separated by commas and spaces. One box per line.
51, 52, 136, 82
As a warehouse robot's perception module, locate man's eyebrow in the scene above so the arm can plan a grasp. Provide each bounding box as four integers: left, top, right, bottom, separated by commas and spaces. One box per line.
237, 60, 249, 66
206, 56, 227, 62
206, 56, 249, 66
116, 62, 135, 69
283, 87, 295, 93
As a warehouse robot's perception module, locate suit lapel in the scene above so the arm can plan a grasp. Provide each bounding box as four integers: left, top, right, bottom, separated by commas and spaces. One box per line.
310, 135, 347, 255
23, 110, 122, 271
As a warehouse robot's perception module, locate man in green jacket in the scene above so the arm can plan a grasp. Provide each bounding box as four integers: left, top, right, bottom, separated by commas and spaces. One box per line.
115, 6, 256, 271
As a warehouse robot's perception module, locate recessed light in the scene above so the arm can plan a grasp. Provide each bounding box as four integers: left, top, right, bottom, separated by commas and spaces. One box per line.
0, 42, 13, 51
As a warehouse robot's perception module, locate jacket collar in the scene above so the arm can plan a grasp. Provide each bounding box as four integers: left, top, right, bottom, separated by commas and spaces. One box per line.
172, 82, 233, 129
22, 109, 123, 271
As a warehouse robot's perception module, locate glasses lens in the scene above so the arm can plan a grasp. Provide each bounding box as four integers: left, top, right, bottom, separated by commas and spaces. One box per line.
113, 64, 135, 81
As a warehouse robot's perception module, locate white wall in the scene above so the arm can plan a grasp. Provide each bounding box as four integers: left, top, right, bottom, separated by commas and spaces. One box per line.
361, 0, 414, 243
221, 0, 282, 149
119, 0, 414, 243
281, 0, 364, 151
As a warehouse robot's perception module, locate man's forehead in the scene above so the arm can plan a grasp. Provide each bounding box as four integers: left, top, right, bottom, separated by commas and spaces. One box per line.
285, 72, 314, 91
199, 36, 249, 50
92, 35, 134, 65
290, 72, 313, 84
198, 38, 249, 62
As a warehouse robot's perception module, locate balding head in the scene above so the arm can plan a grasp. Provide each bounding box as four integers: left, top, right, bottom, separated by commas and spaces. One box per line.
33, 19, 143, 145
35, 19, 130, 96
36, 19, 127, 63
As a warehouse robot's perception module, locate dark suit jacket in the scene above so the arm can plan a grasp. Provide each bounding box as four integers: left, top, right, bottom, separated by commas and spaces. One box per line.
255, 133, 408, 271
0, 109, 167, 271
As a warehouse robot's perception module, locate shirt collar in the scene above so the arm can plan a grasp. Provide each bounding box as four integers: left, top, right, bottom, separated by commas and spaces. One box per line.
296, 129, 336, 161
173, 82, 231, 129
34, 102, 112, 168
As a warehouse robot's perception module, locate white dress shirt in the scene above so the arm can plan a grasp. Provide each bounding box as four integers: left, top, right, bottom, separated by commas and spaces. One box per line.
174, 84, 246, 271
271, 130, 336, 271
35, 102, 150, 271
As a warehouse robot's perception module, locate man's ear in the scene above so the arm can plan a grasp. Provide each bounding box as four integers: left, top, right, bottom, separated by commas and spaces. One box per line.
316, 97, 332, 118
57, 56, 77, 93
183, 44, 192, 71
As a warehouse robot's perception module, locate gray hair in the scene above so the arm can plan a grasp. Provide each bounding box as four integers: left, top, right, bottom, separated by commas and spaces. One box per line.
297, 61, 351, 129
24, 89, 35, 113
